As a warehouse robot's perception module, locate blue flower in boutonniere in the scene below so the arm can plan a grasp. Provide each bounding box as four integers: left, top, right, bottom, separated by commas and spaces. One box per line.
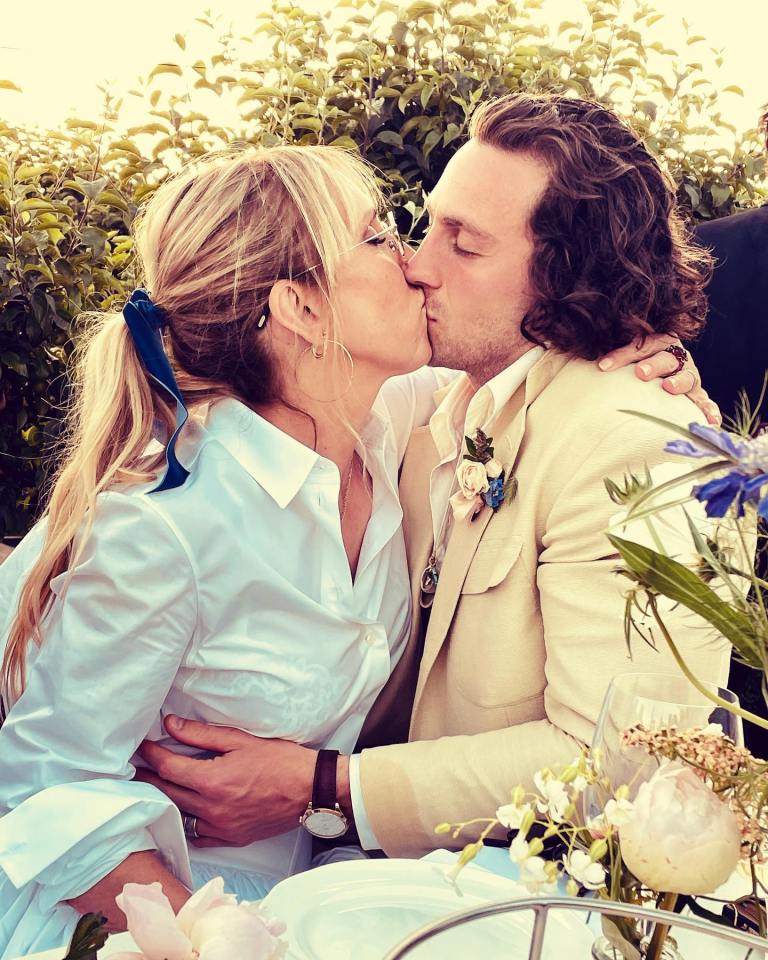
450, 428, 518, 522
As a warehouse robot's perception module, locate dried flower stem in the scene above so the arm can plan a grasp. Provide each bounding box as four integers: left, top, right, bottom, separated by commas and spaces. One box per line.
646, 891, 677, 960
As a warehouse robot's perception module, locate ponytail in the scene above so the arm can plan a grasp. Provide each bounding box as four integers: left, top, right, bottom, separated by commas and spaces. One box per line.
1, 313, 171, 702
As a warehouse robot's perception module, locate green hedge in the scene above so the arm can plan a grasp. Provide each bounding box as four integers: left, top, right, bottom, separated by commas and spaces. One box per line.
1, 0, 765, 537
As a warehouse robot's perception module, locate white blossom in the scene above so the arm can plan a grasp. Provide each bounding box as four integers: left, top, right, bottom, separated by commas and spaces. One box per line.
496, 801, 532, 830
564, 850, 606, 891
508, 833, 532, 864
604, 797, 635, 827
519, 856, 558, 894
534, 771, 570, 823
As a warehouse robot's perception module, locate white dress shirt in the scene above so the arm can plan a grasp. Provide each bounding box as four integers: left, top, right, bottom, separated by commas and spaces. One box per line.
0, 367, 455, 959
349, 346, 545, 849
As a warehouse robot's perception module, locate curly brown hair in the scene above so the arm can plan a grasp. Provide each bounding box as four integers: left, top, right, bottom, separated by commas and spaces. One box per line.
469, 93, 712, 360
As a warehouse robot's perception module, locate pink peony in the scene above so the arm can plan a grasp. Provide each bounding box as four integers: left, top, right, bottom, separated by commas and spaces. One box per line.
114, 877, 286, 960
620, 760, 742, 894
456, 460, 490, 499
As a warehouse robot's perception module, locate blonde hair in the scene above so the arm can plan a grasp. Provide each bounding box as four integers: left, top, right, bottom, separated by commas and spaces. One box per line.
2, 145, 384, 701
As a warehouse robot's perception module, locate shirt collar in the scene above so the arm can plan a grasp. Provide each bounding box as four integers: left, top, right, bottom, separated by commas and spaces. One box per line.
203, 398, 319, 509
429, 346, 545, 461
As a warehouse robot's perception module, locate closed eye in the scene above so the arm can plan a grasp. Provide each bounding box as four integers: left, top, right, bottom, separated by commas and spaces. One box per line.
422, 219, 478, 257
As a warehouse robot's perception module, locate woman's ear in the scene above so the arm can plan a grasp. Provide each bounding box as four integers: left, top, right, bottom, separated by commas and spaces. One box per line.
267, 280, 326, 345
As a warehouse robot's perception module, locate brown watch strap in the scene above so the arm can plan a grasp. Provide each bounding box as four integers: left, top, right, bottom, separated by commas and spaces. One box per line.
313, 749, 339, 810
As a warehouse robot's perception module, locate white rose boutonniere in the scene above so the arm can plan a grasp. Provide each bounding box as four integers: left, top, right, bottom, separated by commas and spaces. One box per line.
450, 429, 518, 522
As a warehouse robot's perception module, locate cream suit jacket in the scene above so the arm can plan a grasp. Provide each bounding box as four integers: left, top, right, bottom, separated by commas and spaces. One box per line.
357, 351, 731, 857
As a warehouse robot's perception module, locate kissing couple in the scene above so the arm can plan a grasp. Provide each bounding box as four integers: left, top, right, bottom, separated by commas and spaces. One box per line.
0, 92, 725, 957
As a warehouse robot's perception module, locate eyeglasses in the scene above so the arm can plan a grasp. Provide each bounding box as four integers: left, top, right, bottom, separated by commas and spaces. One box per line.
294, 209, 407, 278
256, 210, 406, 328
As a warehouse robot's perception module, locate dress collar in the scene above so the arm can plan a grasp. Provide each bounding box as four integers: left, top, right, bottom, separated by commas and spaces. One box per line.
203, 397, 391, 509
203, 398, 319, 509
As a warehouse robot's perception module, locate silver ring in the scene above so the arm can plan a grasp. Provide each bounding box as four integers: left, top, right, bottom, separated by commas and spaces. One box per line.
182, 813, 199, 840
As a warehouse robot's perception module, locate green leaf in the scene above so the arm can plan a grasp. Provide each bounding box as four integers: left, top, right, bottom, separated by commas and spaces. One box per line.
175, 33, 186, 50
710, 184, 731, 207
423, 129, 441, 157
109, 138, 141, 157
65, 118, 99, 131
722, 85, 744, 96
15, 164, 52, 180
18, 198, 55, 213
80, 226, 109, 257
74, 175, 109, 201
328, 136, 359, 150
1, 352, 27, 376
292, 117, 322, 133
398, 82, 425, 113
95, 191, 130, 212
405, 0, 437, 20
375, 130, 403, 147
61, 912, 109, 960
608, 534, 760, 664
148, 63, 183, 81
0, 79, 22, 93
443, 122, 462, 146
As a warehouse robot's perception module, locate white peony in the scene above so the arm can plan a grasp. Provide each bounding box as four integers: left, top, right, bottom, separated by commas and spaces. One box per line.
619, 760, 742, 894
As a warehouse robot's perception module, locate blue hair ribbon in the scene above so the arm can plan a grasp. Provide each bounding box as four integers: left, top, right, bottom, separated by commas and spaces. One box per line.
122, 288, 190, 493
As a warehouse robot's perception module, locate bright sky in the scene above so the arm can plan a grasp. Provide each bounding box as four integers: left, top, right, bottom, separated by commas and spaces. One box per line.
2, 0, 766, 141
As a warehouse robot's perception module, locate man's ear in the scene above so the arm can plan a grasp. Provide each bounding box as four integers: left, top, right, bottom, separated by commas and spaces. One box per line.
267, 279, 326, 344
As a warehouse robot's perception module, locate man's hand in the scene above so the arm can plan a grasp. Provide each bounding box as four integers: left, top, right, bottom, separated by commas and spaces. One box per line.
136, 715, 317, 847
598, 334, 720, 425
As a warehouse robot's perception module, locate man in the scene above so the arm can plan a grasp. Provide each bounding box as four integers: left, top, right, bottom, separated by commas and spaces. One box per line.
694, 108, 768, 428
137, 94, 728, 859
694, 109, 768, 757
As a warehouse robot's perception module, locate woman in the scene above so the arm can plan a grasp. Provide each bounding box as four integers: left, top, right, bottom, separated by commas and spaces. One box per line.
0, 145, 446, 957
0, 142, 702, 957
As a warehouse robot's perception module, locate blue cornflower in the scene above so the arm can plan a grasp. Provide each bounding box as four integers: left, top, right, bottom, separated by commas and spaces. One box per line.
693, 470, 768, 519
483, 474, 506, 510
665, 423, 748, 461
665, 423, 768, 518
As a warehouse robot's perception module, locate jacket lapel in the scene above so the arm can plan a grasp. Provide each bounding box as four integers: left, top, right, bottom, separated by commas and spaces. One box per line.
355, 425, 439, 749
411, 350, 571, 719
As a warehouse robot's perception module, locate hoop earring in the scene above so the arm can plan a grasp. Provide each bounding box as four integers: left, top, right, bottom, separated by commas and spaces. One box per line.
295, 332, 354, 403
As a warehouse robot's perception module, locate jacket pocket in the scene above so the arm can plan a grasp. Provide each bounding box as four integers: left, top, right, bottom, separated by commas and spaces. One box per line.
461, 535, 523, 594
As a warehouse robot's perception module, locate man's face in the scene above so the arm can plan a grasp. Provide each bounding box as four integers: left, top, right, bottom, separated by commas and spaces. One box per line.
405, 140, 550, 384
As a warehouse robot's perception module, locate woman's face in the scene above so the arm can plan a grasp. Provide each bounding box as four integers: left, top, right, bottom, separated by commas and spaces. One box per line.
330, 206, 431, 381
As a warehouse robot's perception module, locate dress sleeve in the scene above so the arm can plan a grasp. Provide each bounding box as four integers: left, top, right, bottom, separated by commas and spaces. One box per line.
0, 492, 197, 915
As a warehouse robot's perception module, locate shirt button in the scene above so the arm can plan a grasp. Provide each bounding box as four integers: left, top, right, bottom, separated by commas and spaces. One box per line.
364, 632, 375, 646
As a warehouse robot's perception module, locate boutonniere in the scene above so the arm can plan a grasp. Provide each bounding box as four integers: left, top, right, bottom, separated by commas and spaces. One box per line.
450, 428, 518, 522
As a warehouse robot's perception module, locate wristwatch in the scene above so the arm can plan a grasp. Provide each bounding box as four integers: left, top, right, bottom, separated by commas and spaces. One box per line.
299, 749, 349, 839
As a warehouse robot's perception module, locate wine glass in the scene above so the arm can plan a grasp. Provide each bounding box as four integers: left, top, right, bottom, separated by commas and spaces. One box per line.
585, 672, 742, 818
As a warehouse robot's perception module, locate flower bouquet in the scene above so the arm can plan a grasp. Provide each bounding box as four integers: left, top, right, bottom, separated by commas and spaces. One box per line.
438, 406, 768, 959
58, 876, 286, 960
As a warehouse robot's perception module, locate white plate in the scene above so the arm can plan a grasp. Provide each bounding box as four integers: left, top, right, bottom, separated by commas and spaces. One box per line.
261, 858, 594, 959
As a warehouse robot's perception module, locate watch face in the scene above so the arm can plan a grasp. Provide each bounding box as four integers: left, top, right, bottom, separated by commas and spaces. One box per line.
303, 808, 348, 839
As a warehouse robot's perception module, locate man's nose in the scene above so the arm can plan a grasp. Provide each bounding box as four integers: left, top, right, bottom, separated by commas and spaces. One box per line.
403, 240, 437, 288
